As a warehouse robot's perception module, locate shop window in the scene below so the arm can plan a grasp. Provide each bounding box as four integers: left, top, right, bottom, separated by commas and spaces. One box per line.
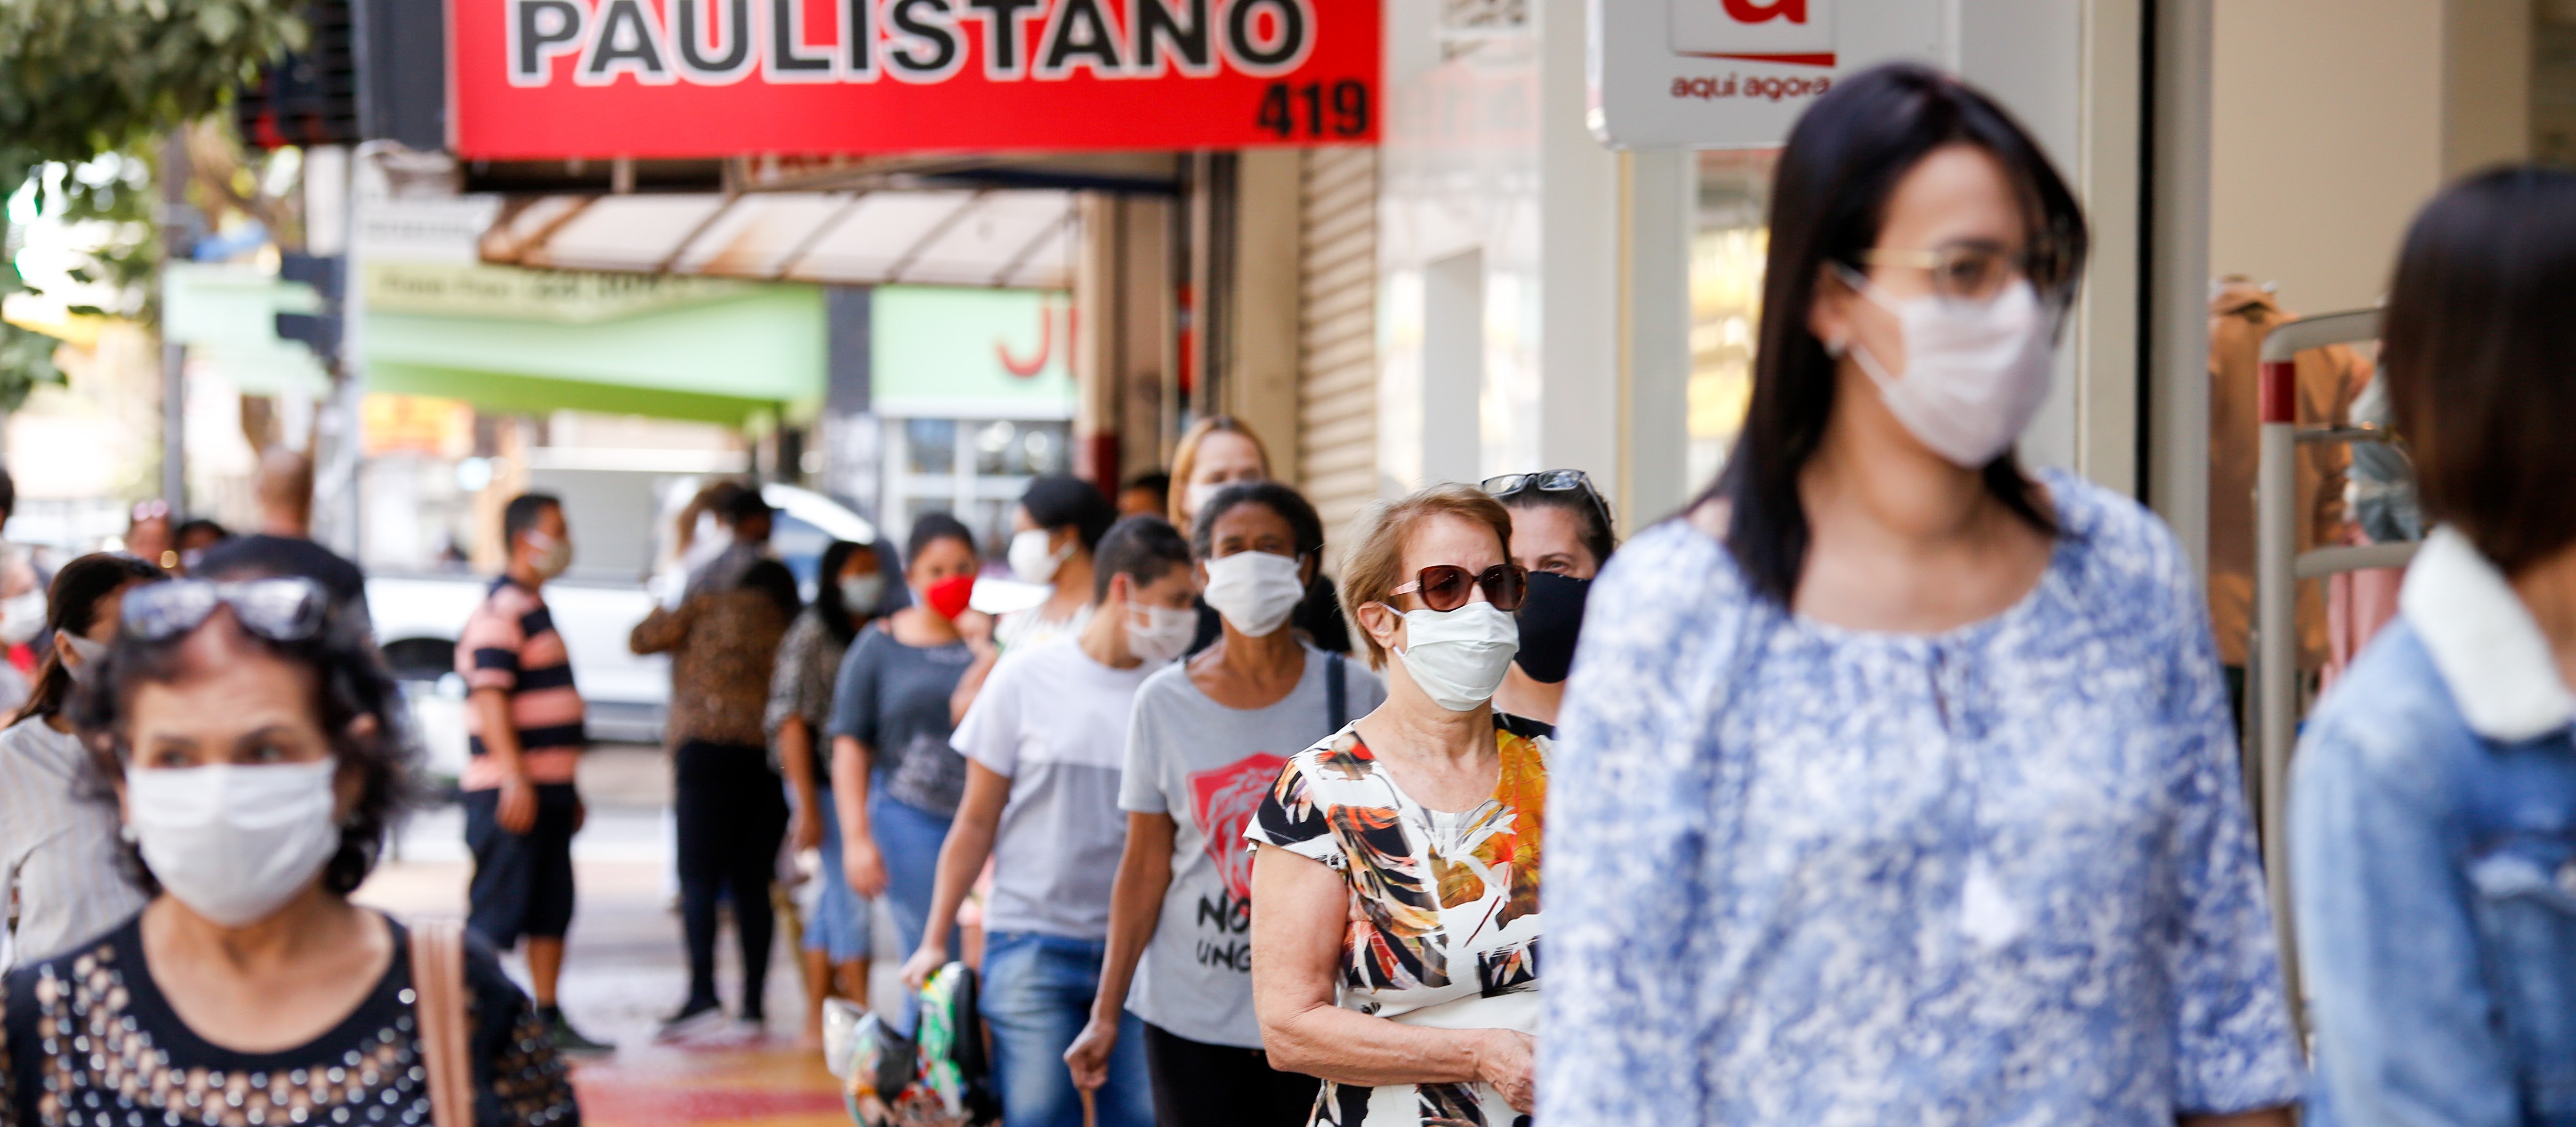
881, 416, 1073, 554
1688, 149, 1779, 493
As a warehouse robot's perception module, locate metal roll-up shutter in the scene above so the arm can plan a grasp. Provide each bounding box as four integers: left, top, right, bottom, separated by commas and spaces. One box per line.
1296, 146, 1380, 552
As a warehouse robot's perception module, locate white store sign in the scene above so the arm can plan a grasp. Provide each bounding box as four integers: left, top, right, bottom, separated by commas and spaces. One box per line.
1591, 0, 1948, 149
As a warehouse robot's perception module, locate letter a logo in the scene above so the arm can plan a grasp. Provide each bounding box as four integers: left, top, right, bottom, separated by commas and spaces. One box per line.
1722, 0, 1806, 22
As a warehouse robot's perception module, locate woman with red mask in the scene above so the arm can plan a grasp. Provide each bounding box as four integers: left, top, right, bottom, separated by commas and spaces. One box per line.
828, 512, 988, 962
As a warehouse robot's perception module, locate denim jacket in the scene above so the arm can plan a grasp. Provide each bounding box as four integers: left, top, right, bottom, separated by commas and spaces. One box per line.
2293, 527, 2576, 1127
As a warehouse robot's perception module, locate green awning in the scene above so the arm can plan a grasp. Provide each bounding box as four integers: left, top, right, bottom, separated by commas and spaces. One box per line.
360, 264, 824, 424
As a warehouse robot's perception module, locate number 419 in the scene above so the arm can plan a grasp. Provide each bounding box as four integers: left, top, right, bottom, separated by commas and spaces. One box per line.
1258, 80, 1371, 140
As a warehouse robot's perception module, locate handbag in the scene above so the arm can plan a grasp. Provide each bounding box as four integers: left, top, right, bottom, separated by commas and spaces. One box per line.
409, 918, 476, 1127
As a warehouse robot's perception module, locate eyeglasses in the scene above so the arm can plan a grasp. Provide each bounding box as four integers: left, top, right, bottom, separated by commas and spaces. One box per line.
121, 578, 333, 644
1483, 469, 1615, 533
1390, 564, 1527, 613
1852, 243, 2031, 305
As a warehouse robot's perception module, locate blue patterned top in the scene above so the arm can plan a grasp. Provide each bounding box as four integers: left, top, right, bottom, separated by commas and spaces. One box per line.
1540, 471, 2303, 1126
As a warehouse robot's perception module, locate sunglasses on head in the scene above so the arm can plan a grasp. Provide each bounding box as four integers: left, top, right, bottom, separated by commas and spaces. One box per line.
1391, 563, 1528, 613
121, 578, 333, 644
1483, 469, 1615, 531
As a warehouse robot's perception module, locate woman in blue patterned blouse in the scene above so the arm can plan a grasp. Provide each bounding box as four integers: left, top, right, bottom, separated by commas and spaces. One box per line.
1542, 63, 2302, 1127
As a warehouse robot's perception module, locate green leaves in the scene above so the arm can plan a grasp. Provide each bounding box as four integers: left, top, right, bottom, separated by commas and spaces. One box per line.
0, 0, 306, 203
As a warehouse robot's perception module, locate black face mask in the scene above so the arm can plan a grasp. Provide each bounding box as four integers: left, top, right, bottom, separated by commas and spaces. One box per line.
1513, 570, 1591, 684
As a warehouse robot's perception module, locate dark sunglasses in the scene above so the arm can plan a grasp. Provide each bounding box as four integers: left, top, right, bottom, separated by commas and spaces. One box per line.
1483, 469, 1615, 532
1391, 564, 1527, 613
121, 578, 332, 644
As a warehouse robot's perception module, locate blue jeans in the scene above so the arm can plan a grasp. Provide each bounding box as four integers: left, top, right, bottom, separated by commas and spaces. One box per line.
867, 787, 955, 956
980, 932, 1152, 1127
794, 784, 871, 963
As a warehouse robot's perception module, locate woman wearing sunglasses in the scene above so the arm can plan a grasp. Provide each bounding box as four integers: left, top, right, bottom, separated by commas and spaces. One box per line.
1485, 470, 1618, 737
0, 578, 581, 1127
1245, 484, 1543, 1127
1541, 64, 2298, 1126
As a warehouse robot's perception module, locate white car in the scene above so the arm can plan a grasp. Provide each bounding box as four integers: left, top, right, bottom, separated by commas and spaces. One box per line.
370, 483, 879, 778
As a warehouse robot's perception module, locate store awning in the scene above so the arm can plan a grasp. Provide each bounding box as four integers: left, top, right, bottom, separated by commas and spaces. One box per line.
479, 189, 1078, 290
361, 262, 824, 425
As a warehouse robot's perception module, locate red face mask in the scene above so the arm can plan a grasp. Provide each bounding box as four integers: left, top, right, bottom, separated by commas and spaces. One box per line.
924, 574, 976, 620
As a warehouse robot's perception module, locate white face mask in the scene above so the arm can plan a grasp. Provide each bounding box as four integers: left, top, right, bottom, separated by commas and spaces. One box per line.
1126, 603, 1198, 664
125, 761, 343, 927
1008, 528, 1073, 585
0, 588, 45, 646
1383, 601, 1521, 713
1183, 482, 1226, 522
1202, 550, 1305, 637
1840, 273, 2057, 468
838, 573, 885, 612
524, 530, 573, 580
59, 632, 106, 685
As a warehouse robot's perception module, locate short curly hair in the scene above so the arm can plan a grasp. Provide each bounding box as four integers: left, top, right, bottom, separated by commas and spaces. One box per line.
71, 595, 418, 899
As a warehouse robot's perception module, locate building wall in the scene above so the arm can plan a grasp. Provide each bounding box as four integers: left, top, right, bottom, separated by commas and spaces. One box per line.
2210, 0, 2449, 315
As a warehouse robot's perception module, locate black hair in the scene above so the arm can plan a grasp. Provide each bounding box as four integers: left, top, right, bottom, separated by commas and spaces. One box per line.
811, 539, 882, 647
1093, 516, 1193, 604
906, 511, 979, 567
72, 596, 415, 900
8, 554, 168, 728
2380, 165, 2576, 575
1703, 64, 2079, 605
719, 485, 775, 527
1498, 488, 1618, 572
1191, 481, 1326, 564
741, 557, 803, 621
503, 492, 561, 547
0, 468, 16, 520
1020, 475, 1119, 552
173, 519, 230, 549
1123, 470, 1171, 497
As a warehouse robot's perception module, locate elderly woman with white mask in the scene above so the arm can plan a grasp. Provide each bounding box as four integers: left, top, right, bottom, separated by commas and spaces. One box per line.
1541, 63, 2299, 1126
0, 578, 580, 1127
1245, 484, 1544, 1127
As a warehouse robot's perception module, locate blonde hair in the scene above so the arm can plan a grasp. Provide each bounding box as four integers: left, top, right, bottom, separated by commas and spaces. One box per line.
1337, 484, 1514, 669
1167, 416, 1272, 526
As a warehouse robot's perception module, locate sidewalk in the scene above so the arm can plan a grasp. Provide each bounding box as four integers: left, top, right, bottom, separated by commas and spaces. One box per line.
354, 744, 856, 1127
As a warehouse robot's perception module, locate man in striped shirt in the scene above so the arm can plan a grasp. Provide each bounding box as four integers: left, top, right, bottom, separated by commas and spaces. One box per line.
459, 492, 608, 1052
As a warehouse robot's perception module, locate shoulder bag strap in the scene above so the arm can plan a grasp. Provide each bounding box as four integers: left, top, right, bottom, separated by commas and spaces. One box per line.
1324, 650, 1347, 732
408, 918, 475, 1127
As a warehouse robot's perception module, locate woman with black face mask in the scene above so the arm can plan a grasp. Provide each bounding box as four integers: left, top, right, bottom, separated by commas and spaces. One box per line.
1486, 470, 1616, 738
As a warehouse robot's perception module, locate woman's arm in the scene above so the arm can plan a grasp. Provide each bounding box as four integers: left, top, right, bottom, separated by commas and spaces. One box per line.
829, 734, 886, 897
1064, 812, 1178, 1090
1249, 844, 1533, 1111
902, 761, 1010, 985
777, 716, 823, 852
628, 600, 693, 655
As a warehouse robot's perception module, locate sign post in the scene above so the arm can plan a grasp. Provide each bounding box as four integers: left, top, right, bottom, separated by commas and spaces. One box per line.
1590, 0, 1945, 149
449, 0, 1383, 157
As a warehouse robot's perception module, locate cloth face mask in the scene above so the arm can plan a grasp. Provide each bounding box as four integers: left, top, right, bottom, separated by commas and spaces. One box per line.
839, 573, 886, 612
1512, 571, 1592, 684
125, 760, 343, 927
922, 575, 977, 621
1008, 529, 1073, 585
1202, 551, 1305, 637
524, 531, 574, 580
0, 588, 45, 646
1841, 273, 2057, 468
1126, 603, 1198, 664
59, 633, 107, 686
1386, 600, 1521, 712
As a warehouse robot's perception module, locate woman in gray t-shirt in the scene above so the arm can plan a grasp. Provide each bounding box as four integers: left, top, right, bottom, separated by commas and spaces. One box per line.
828, 514, 986, 955
1065, 483, 1383, 1127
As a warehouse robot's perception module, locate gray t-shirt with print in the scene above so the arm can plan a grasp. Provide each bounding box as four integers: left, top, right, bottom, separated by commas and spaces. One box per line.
1117, 644, 1385, 1047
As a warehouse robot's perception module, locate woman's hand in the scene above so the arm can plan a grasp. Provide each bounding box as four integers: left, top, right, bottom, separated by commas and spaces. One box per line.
1062, 1015, 1120, 1092
790, 810, 824, 853
1474, 1030, 1536, 1114
842, 836, 890, 898
898, 939, 949, 991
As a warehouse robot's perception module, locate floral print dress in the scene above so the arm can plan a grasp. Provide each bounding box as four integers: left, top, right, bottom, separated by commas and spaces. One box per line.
1246, 724, 1547, 1127
1538, 471, 2304, 1127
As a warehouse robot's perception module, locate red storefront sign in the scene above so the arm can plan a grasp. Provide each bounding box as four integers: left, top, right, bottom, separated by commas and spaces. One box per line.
449, 0, 1383, 158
